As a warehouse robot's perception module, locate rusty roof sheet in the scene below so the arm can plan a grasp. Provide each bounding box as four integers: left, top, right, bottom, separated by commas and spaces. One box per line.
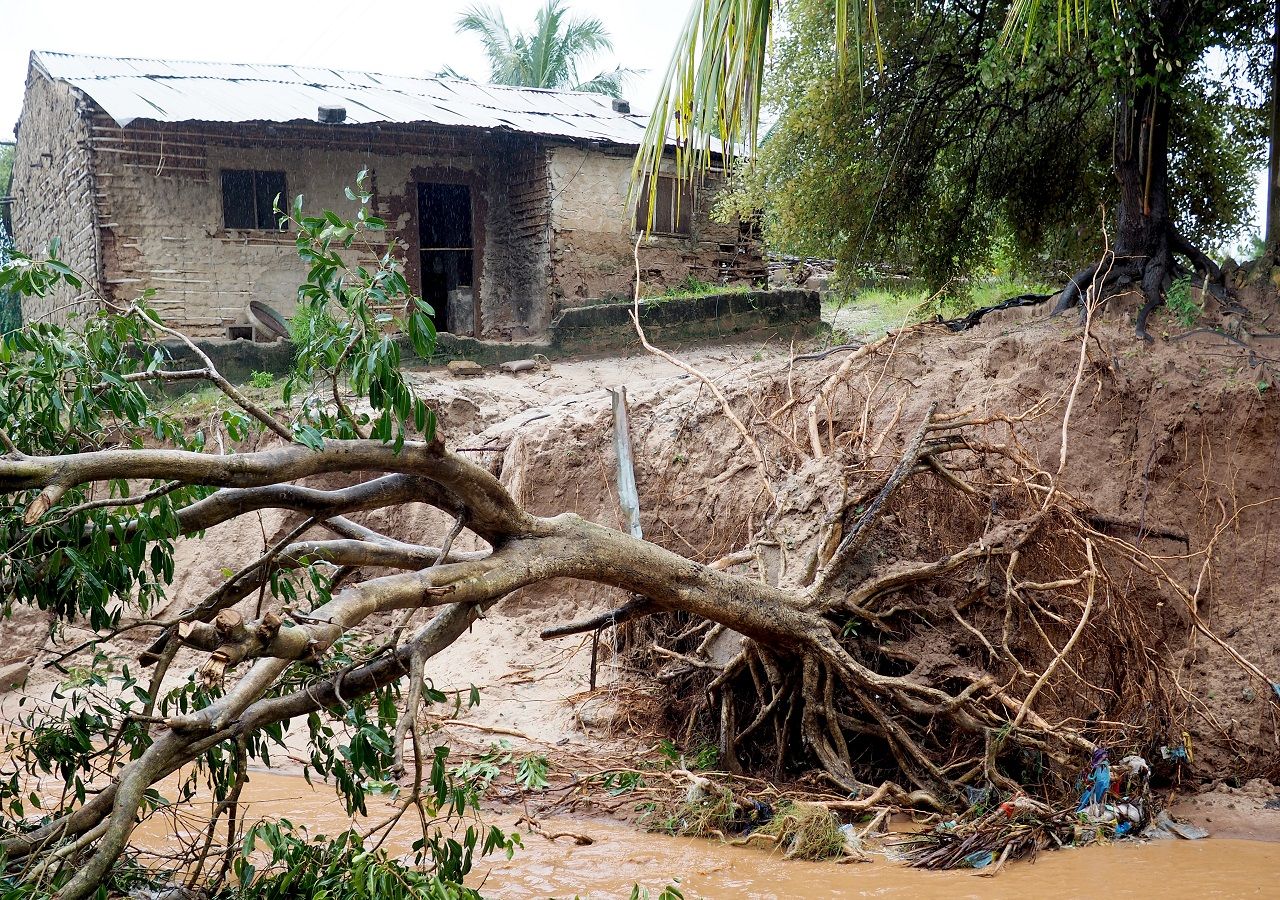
32, 50, 657, 145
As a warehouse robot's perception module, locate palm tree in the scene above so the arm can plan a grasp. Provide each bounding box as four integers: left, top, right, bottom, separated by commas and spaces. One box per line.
455, 0, 636, 98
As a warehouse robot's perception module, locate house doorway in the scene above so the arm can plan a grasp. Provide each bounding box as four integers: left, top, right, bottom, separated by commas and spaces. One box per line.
417, 182, 474, 334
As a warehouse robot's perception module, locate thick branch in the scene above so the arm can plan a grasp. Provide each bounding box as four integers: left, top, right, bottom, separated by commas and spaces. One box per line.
10, 440, 536, 541
173, 474, 426, 535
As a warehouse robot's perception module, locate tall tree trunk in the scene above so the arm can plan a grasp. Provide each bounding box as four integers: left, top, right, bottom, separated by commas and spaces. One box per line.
1052, 0, 1228, 337
1267, 0, 1280, 253
1114, 79, 1175, 337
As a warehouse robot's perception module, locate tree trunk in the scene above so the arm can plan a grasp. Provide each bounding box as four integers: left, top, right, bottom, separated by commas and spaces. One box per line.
1049, 0, 1228, 336
1114, 78, 1175, 338
1267, 0, 1280, 253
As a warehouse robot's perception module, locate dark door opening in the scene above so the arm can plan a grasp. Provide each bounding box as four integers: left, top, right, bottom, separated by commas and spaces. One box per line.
417, 182, 474, 334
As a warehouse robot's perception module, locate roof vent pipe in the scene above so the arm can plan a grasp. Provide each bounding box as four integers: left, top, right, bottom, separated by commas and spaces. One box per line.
611, 98, 630, 114
318, 105, 347, 124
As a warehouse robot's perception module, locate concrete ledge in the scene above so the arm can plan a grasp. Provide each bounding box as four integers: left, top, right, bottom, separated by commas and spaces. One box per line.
401, 288, 821, 366
167, 289, 821, 380
550, 288, 821, 355
161, 338, 296, 382
423, 332, 554, 366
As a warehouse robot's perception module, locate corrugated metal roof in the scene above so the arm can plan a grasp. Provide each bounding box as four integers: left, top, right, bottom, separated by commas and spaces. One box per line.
32, 50, 657, 145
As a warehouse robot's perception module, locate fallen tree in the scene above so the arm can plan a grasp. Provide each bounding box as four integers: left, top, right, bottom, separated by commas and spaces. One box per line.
0, 188, 1249, 897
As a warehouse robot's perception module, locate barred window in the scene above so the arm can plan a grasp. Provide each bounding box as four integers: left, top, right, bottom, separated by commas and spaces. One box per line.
221, 169, 286, 230
634, 175, 693, 236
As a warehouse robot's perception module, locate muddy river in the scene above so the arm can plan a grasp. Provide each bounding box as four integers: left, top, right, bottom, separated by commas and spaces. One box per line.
133, 772, 1278, 898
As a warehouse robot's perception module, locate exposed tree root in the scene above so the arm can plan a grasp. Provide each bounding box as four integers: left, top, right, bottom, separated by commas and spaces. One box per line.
938, 222, 1237, 343
1050, 228, 1235, 341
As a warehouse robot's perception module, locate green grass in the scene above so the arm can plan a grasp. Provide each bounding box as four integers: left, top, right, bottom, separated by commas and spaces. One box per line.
755, 802, 848, 860
158, 375, 287, 424
1164, 274, 1202, 327
823, 275, 1057, 337
646, 275, 751, 302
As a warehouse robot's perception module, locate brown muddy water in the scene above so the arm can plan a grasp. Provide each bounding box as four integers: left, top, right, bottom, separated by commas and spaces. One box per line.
133, 772, 1278, 899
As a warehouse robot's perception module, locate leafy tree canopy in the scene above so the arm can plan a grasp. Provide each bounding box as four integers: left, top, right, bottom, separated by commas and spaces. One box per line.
716, 0, 1267, 296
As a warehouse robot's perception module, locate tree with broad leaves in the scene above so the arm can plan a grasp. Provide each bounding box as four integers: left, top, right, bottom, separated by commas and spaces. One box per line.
636, 0, 1272, 338
455, 0, 637, 98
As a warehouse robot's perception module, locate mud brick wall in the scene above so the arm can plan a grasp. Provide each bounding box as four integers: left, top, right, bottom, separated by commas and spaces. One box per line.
546, 147, 765, 318
13, 66, 761, 341
11, 96, 556, 338
485, 138, 552, 337
9, 74, 99, 325
476, 136, 552, 339
84, 119, 550, 338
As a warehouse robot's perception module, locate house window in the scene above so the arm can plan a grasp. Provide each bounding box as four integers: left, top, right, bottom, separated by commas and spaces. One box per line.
635, 175, 693, 236
221, 169, 287, 230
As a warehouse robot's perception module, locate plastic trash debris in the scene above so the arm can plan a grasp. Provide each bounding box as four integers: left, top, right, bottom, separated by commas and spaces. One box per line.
1077, 748, 1111, 812
964, 784, 990, 808
1117, 755, 1150, 779
1168, 818, 1210, 840
1158, 731, 1195, 765
999, 795, 1054, 818
963, 850, 994, 869
1116, 802, 1142, 822
738, 798, 773, 833
1080, 803, 1119, 825
1143, 810, 1209, 841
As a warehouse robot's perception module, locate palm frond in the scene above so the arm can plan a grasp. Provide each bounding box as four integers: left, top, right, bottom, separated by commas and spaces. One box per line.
1002, 0, 1111, 54
455, 0, 624, 93
456, 5, 517, 79
633, 0, 891, 210
632, 0, 782, 209
574, 66, 639, 98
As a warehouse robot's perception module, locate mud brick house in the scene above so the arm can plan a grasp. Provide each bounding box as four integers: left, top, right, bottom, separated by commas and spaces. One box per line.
10, 51, 763, 339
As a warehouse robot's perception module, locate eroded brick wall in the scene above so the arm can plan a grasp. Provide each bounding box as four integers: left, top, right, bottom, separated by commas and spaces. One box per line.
546, 147, 764, 317
481, 137, 551, 337
82, 119, 552, 338
10, 73, 98, 325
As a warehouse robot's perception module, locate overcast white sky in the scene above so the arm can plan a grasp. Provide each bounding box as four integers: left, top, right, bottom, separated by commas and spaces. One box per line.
0, 0, 690, 141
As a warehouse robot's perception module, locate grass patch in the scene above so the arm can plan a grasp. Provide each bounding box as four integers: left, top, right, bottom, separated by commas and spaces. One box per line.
1164, 274, 1202, 327
642, 773, 740, 838
824, 275, 1057, 336
646, 276, 752, 302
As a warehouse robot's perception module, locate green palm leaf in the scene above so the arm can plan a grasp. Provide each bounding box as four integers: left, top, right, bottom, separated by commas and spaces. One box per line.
455, 0, 633, 96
